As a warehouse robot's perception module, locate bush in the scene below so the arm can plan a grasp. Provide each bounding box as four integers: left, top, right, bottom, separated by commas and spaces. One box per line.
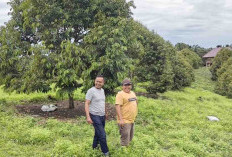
144, 53, 175, 94
82, 17, 132, 95
178, 48, 203, 69
134, 27, 176, 94
210, 48, 232, 80
215, 58, 232, 97
136, 35, 195, 93
216, 57, 232, 80
172, 54, 195, 89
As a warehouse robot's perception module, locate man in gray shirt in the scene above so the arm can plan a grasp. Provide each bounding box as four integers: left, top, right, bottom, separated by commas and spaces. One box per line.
85, 75, 109, 156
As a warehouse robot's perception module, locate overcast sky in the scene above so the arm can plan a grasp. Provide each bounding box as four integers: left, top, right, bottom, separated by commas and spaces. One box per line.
1, 0, 232, 48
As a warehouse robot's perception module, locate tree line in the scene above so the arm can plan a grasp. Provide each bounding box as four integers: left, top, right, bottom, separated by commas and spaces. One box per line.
0, 0, 201, 108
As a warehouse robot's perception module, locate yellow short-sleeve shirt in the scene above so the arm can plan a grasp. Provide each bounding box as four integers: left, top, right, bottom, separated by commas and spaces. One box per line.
115, 91, 138, 123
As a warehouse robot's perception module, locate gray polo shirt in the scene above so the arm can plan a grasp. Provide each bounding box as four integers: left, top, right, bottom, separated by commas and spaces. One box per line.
86, 87, 105, 116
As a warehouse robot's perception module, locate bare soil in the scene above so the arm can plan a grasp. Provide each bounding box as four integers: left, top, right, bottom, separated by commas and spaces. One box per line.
16, 100, 116, 121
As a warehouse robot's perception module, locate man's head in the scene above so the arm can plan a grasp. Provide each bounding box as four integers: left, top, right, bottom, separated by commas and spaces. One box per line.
122, 79, 132, 93
95, 75, 104, 89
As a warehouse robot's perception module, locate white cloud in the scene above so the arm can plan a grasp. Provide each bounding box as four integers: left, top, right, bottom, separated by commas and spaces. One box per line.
0, 1, 11, 26
225, 0, 232, 7
132, 0, 232, 48
1, 0, 231, 48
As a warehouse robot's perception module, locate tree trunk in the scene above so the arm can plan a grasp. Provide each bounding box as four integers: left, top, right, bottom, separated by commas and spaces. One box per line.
68, 93, 74, 109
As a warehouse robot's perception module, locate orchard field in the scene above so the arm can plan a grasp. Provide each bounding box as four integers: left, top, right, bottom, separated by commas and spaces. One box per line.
0, 67, 231, 157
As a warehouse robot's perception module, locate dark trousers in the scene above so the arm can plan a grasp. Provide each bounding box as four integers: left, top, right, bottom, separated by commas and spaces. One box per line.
90, 113, 109, 153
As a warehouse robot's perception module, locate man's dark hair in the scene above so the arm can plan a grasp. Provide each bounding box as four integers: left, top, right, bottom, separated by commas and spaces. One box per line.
96, 75, 104, 80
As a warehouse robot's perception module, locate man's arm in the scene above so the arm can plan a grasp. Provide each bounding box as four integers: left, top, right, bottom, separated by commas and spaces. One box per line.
115, 104, 124, 126
85, 100, 93, 124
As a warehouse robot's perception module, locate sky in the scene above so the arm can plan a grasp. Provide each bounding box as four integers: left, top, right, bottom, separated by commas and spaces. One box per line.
1, 0, 232, 48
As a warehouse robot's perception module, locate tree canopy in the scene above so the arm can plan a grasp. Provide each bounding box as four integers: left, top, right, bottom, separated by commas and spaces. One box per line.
178, 48, 203, 69
0, 0, 196, 107
210, 48, 232, 80
215, 57, 232, 98
0, 0, 134, 108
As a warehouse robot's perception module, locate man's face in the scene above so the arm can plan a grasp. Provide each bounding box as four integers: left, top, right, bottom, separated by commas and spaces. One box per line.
122, 84, 132, 93
95, 77, 104, 89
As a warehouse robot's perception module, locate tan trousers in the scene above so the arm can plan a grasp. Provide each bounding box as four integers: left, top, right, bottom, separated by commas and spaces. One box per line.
118, 123, 134, 146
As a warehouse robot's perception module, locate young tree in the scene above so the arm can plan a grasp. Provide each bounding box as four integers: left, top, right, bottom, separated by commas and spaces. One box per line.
215, 57, 232, 97
210, 48, 232, 80
132, 24, 175, 93
172, 54, 194, 89
0, 22, 32, 93
0, 0, 134, 108
82, 17, 133, 95
54, 41, 86, 108
178, 48, 203, 69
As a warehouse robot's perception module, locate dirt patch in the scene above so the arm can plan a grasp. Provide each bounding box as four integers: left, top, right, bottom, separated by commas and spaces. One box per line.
16, 100, 116, 121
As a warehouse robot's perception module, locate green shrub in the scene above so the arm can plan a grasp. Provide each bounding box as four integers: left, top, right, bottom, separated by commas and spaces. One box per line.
82, 17, 141, 95
216, 57, 232, 80
172, 54, 195, 89
135, 32, 176, 94
145, 57, 175, 93
178, 48, 203, 69
215, 58, 232, 97
210, 48, 232, 80
135, 33, 195, 94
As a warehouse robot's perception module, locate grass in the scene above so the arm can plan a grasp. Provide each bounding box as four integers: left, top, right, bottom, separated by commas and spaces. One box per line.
0, 86, 85, 104
0, 67, 232, 156
191, 67, 215, 92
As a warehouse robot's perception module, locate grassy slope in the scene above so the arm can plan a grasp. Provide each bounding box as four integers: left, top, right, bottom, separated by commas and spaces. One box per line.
0, 87, 85, 104
0, 67, 231, 157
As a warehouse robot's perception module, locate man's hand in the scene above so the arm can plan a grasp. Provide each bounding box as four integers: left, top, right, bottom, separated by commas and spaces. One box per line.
119, 119, 125, 126
87, 117, 93, 124
85, 100, 93, 124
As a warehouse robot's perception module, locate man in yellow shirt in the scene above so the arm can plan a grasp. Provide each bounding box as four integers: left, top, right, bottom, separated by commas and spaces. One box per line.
115, 79, 138, 146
